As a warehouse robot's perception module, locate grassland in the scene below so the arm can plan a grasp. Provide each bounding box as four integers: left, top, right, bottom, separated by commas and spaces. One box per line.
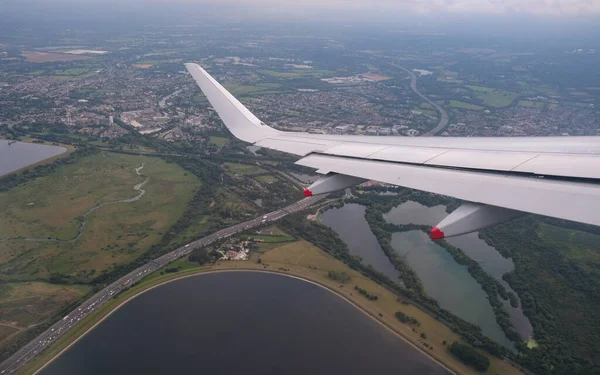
446, 100, 484, 111
257, 69, 335, 79
255, 175, 277, 184
518, 100, 545, 109
18, 232, 526, 375
224, 162, 267, 175
465, 85, 495, 93
208, 136, 229, 147
471, 89, 520, 108
0, 152, 201, 282
0, 282, 91, 355
0, 283, 91, 328
0, 325, 19, 344
21, 52, 92, 63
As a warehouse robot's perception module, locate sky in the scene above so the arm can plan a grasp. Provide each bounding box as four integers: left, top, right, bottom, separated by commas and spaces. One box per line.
0, 0, 599, 36
2, 0, 600, 18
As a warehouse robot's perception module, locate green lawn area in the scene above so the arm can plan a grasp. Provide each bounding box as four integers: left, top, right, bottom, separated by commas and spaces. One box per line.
51, 68, 92, 76
447, 100, 484, 111
465, 85, 495, 93
475, 90, 520, 108
248, 234, 296, 243
257, 69, 335, 79
518, 100, 545, 109
0, 152, 202, 282
438, 77, 463, 84
209, 136, 229, 147
224, 162, 267, 175
255, 175, 277, 183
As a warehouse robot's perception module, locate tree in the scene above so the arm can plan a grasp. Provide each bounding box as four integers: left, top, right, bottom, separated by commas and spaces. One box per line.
449, 342, 490, 372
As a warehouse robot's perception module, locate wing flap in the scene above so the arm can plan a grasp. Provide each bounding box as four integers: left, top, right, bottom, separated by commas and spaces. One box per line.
296, 153, 600, 227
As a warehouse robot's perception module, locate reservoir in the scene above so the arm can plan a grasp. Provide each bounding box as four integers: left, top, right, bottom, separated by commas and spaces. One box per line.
40, 272, 450, 375
0, 140, 67, 177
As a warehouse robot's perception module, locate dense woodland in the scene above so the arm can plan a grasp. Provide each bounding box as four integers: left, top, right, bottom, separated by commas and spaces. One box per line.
482, 217, 600, 374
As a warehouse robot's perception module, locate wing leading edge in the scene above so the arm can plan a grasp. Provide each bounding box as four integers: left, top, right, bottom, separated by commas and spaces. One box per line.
185, 62, 600, 235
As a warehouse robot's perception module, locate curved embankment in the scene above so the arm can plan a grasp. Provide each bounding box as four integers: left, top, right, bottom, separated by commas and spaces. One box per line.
32, 269, 457, 375
2, 164, 148, 243
388, 62, 449, 136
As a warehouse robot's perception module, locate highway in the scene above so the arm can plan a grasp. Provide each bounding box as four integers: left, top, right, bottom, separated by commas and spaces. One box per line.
0, 195, 325, 375
388, 62, 449, 136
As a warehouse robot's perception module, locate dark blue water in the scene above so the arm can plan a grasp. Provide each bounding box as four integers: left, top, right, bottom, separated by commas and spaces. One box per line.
41, 272, 449, 375
0, 140, 66, 176
321, 204, 403, 284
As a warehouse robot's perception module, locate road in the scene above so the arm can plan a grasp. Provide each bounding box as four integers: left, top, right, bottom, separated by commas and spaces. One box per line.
388, 62, 449, 136
0, 195, 325, 375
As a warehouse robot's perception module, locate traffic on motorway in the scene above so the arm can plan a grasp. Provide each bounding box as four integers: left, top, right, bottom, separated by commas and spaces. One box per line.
0, 195, 324, 375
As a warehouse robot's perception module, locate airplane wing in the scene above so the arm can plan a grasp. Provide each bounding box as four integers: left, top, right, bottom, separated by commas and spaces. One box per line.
185, 62, 600, 238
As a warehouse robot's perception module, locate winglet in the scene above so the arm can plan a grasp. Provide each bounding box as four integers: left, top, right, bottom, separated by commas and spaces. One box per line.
185, 63, 280, 143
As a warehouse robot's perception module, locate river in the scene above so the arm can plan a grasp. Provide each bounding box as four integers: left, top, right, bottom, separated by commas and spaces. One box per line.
40, 272, 450, 375
0, 140, 67, 177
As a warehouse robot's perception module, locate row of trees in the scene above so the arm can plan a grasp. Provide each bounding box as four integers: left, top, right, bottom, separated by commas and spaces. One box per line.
394, 311, 420, 326
450, 342, 491, 372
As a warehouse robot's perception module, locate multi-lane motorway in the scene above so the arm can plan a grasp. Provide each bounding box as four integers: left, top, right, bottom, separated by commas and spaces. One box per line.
387, 62, 449, 136
0, 195, 324, 375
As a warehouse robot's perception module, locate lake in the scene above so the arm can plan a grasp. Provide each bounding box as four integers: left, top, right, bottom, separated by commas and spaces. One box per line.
321, 202, 527, 347
0, 140, 67, 177
384, 201, 533, 340
40, 272, 450, 375
321, 204, 403, 284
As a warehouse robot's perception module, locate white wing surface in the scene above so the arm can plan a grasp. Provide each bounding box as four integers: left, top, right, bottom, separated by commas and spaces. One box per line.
185, 63, 600, 235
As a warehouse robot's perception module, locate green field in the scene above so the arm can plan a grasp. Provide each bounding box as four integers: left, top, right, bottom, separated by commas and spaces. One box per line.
518, 100, 545, 109
224, 162, 267, 175
438, 77, 464, 84
257, 69, 335, 79
51, 68, 92, 76
0, 325, 18, 343
0, 282, 91, 328
475, 90, 519, 108
465, 85, 495, 93
0, 152, 202, 281
208, 136, 229, 147
248, 234, 295, 243
255, 175, 277, 183
447, 100, 484, 111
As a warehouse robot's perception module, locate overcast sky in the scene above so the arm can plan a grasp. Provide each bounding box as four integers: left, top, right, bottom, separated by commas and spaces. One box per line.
3, 0, 600, 18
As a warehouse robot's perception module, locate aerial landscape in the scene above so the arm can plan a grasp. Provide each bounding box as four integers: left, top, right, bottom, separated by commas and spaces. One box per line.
0, 0, 600, 374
